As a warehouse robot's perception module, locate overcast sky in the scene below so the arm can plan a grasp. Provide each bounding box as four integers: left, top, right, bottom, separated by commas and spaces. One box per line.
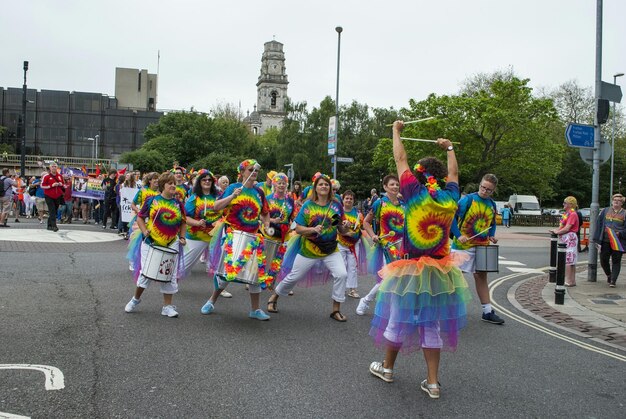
2, 0, 625, 115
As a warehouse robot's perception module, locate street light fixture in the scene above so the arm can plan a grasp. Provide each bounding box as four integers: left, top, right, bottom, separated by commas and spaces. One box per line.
94, 134, 99, 161
85, 137, 95, 160
609, 72, 624, 200
333, 26, 342, 180
20, 61, 29, 177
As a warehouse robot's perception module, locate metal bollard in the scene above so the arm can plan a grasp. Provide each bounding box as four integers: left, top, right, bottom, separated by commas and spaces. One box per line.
555, 242, 566, 305
549, 233, 558, 283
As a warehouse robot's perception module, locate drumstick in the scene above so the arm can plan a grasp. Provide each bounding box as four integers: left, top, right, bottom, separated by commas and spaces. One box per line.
379, 231, 396, 240
468, 228, 491, 240
400, 137, 461, 144
242, 163, 261, 186
386, 117, 435, 126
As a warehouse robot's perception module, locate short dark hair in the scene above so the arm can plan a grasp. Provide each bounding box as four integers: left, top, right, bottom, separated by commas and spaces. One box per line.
383, 174, 399, 186
481, 173, 498, 186
2, 168, 9, 176
158, 172, 176, 192
343, 190, 355, 198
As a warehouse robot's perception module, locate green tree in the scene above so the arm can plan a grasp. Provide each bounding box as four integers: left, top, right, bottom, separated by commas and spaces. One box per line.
120, 149, 168, 173
395, 73, 564, 201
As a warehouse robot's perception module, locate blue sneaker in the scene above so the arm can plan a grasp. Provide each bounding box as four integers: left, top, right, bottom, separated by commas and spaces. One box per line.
248, 309, 270, 321
200, 300, 215, 315
482, 310, 505, 325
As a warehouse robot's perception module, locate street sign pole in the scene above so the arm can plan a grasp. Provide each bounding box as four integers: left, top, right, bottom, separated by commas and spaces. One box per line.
588, 0, 603, 282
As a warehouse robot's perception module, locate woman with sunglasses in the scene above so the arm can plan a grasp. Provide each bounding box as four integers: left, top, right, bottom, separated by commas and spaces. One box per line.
180, 169, 230, 278
267, 173, 351, 322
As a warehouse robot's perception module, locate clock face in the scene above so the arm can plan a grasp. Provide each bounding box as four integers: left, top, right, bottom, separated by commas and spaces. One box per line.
270, 63, 280, 75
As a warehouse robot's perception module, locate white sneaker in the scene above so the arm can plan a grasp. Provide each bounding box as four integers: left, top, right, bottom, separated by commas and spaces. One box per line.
125, 297, 140, 313
161, 305, 179, 318
356, 298, 370, 315
221, 290, 233, 298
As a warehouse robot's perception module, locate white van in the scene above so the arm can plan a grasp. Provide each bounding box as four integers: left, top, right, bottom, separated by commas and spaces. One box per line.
508, 194, 541, 216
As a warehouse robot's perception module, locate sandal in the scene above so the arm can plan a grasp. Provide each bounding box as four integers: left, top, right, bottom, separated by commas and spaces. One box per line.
267, 299, 279, 313
330, 311, 347, 322
420, 380, 441, 399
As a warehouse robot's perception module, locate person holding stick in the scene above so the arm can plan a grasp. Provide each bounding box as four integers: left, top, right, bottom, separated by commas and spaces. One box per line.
368, 120, 469, 399
450, 174, 503, 324
124, 172, 187, 318
267, 173, 350, 321
199, 159, 272, 321
357, 174, 405, 315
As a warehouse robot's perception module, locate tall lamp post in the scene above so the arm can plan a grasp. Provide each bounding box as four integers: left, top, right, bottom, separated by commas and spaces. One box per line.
332, 26, 342, 180
610, 72, 624, 199
20, 61, 29, 177
94, 134, 99, 161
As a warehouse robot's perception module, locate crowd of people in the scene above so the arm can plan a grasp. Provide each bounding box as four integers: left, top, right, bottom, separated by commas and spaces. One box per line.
2, 119, 624, 400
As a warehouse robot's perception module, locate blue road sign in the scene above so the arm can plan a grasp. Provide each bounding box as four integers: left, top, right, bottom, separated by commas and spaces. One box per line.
565, 123, 595, 148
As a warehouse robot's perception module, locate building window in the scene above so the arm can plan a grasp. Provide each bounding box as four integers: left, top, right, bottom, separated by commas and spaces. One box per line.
253, 127, 258, 135
138, 72, 142, 92
271, 91, 277, 107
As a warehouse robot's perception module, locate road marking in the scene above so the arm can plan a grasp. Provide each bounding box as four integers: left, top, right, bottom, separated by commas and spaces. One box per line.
0, 412, 31, 418
489, 271, 626, 362
498, 260, 525, 266
507, 267, 545, 273
0, 364, 65, 390
0, 229, 119, 243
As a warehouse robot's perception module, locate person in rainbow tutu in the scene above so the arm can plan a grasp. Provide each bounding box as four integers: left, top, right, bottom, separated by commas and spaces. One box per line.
264, 172, 295, 287
200, 159, 272, 321
267, 173, 351, 321
180, 169, 230, 277
368, 120, 470, 400
124, 172, 187, 318
358, 174, 405, 315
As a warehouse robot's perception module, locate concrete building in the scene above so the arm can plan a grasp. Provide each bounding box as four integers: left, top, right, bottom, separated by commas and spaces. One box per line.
244, 40, 289, 135
0, 68, 162, 160
115, 67, 158, 111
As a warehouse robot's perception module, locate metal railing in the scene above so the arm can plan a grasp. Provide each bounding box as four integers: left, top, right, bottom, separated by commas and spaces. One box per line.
1, 153, 111, 168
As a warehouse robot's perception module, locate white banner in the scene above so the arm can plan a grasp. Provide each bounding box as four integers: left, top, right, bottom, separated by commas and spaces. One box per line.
120, 187, 139, 223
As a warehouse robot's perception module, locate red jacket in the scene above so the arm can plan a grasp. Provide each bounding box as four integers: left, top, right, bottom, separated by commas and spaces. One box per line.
42, 172, 64, 199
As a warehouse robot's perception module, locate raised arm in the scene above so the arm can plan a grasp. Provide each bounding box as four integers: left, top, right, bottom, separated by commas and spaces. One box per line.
436, 138, 458, 185
392, 120, 410, 178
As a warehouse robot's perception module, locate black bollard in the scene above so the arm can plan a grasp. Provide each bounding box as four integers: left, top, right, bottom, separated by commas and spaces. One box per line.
549, 233, 558, 283
555, 242, 566, 305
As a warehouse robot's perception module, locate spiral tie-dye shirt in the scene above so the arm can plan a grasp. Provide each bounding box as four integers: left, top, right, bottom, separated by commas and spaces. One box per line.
295, 200, 345, 258
138, 195, 186, 247
185, 193, 222, 241
221, 183, 269, 233
451, 193, 496, 250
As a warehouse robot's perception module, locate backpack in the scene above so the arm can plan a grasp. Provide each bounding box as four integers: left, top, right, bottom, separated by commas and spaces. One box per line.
0, 176, 6, 197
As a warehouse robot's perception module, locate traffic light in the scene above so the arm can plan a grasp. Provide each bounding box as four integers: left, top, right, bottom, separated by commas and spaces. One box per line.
597, 99, 610, 124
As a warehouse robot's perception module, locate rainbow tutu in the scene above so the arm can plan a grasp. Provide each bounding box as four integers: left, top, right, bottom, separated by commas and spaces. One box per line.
369, 255, 471, 353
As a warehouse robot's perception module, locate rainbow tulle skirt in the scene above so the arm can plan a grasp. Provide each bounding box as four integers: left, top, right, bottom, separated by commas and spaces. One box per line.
369, 255, 471, 353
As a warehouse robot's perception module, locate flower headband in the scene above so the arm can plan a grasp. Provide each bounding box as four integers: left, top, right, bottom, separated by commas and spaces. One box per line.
196, 168, 215, 180
272, 172, 288, 184
414, 163, 442, 198
171, 166, 186, 174
331, 179, 340, 189
312, 171, 322, 182
314, 173, 332, 186
238, 159, 259, 174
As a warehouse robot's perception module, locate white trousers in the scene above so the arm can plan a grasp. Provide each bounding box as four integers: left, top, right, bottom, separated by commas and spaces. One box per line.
182, 238, 209, 274
339, 244, 358, 289
275, 252, 348, 302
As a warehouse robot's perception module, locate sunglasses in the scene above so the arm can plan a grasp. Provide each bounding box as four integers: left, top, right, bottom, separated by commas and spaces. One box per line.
201, 178, 212, 183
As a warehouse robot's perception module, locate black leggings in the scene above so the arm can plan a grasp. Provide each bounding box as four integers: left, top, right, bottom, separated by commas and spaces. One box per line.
599, 241, 623, 282
45, 196, 62, 229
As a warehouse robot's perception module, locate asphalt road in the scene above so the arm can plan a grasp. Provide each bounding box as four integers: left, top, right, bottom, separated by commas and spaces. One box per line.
0, 228, 624, 418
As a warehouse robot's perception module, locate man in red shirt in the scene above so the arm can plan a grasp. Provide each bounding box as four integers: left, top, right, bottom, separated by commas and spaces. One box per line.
41, 163, 64, 232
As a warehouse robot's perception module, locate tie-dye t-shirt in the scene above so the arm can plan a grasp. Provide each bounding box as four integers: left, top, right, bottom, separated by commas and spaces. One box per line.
258, 181, 272, 198
369, 195, 405, 244
559, 209, 579, 232
138, 195, 185, 247
400, 169, 460, 258
267, 193, 295, 225
184, 193, 222, 241
338, 207, 363, 248
222, 183, 269, 233
451, 192, 496, 250
133, 187, 159, 208
301, 185, 314, 202
295, 200, 345, 258
174, 184, 189, 202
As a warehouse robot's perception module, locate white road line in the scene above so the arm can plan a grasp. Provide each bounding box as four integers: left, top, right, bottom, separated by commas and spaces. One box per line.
507, 267, 545, 273
489, 271, 626, 362
498, 260, 525, 266
0, 412, 31, 418
0, 364, 65, 390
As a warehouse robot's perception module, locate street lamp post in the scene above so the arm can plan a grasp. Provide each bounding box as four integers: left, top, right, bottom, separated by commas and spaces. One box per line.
94, 134, 99, 161
609, 72, 624, 200
333, 26, 342, 180
86, 137, 95, 160
20, 61, 29, 177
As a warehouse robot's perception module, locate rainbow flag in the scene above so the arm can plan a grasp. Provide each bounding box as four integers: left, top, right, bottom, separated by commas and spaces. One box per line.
605, 227, 625, 252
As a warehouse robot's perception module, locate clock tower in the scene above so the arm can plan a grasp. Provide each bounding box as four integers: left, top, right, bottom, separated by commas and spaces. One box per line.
248, 40, 289, 134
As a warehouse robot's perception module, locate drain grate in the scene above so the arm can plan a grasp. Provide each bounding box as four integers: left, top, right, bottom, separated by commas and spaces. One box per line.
600, 294, 624, 300
590, 299, 618, 305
